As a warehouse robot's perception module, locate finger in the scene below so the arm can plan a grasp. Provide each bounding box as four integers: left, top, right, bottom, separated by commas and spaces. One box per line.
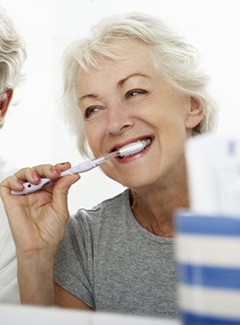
0, 165, 62, 197
54, 162, 71, 171
0, 175, 25, 194
19, 162, 72, 181
12, 164, 64, 186
0, 162, 76, 199
52, 173, 80, 213
21, 164, 62, 180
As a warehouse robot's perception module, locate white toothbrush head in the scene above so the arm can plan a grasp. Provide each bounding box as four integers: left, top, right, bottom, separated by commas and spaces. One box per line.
117, 139, 151, 158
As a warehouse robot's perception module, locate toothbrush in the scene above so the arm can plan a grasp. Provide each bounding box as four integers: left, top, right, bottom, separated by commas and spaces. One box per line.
11, 140, 148, 195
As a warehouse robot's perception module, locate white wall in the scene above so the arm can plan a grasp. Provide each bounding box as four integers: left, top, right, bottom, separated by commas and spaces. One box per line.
1, 0, 240, 213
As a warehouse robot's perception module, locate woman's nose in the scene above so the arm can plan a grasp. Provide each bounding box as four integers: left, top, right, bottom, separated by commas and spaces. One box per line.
105, 106, 134, 135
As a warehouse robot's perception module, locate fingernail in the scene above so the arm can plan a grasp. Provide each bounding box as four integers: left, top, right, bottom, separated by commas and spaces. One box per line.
50, 167, 60, 175
32, 172, 40, 181
17, 181, 24, 188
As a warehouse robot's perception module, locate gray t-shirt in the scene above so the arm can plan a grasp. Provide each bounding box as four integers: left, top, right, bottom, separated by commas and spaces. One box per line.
54, 189, 178, 318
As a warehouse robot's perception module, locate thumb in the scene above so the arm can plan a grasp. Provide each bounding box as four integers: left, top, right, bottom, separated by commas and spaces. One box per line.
52, 174, 80, 218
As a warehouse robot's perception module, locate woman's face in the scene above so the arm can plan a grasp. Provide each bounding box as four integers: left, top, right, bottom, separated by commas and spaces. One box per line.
77, 40, 203, 190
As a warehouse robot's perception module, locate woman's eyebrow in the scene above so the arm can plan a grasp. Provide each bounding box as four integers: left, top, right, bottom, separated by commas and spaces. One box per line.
118, 73, 150, 87
78, 93, 98, 104
78, 74, 150, 103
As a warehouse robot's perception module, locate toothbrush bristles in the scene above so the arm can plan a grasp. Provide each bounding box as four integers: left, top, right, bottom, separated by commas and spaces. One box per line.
117, 139, 150, 158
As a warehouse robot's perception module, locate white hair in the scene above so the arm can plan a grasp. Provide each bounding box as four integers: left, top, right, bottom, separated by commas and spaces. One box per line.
60, 12, 218, 157
0, 5, 26, 98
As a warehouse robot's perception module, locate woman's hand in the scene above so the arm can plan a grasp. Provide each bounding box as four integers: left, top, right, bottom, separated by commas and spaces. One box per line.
0, 162, 80, 256
0, 162, 80, 305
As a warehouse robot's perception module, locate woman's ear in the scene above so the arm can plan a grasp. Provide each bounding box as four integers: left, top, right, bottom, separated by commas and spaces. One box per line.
185, 97, 204, 129
0, 89, 13, 120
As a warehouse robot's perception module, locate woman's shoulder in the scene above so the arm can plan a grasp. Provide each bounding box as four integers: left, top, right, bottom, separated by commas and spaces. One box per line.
71, 189, 130, 225
92, 188, 129, 211
64, 189, 130, 240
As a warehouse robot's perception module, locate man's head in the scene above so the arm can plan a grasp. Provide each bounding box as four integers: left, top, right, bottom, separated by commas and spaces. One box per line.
0, 5, 26, 127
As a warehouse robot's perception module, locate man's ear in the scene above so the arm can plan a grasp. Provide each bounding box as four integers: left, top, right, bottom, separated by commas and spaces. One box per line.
185, 97, 204, 129
0, 89, 13, 120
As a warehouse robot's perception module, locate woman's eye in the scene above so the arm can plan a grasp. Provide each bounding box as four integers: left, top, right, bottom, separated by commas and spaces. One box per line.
84, 106, 101, 119
125, 89, 147, 99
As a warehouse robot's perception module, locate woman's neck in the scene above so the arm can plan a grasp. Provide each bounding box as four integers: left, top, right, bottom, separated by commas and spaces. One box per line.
130, 175, 189, 238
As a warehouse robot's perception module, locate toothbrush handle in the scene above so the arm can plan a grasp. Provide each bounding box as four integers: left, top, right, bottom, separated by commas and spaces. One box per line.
10, 150, 116, 196
11, 178, 53, 195
10, 166, 76, 196
10, 157, 106, 196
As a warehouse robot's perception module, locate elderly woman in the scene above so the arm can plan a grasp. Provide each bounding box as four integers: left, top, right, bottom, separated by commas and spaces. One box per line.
0, 5, 26, 303
0, 13, 217, 317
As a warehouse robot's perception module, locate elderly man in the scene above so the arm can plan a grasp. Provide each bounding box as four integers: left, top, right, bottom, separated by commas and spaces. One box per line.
0, 4, 26, 303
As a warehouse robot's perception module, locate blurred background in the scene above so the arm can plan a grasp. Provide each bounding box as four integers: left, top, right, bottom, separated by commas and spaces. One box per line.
1, 0, 240, 213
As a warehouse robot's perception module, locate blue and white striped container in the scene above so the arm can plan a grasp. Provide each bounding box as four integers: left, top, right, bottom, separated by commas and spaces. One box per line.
175, 212, 240, 325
